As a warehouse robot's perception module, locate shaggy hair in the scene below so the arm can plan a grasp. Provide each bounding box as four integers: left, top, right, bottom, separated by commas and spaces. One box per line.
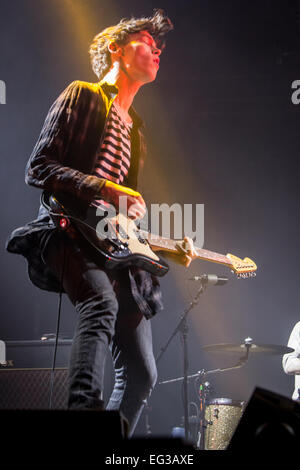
89, 9, 173, 80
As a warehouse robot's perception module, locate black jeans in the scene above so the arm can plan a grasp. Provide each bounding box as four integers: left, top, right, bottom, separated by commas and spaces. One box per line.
43, 232, 157, 436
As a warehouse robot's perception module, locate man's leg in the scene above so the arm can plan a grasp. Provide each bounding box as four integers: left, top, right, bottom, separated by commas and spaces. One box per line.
106, 273, 157, 436
43, 233, 119, 409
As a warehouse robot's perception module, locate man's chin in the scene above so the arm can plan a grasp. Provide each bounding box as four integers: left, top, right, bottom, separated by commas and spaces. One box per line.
143, 71, 158, 84
135, 66, 158, 84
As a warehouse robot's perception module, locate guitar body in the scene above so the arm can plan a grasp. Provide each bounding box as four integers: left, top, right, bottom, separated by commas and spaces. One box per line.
48, 195, 170, 277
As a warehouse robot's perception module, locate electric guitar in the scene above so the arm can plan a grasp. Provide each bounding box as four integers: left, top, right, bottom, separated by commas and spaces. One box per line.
43, 193, 257, 279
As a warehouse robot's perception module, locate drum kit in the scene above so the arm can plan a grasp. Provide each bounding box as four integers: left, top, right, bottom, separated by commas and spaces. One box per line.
159, 338, 293, 450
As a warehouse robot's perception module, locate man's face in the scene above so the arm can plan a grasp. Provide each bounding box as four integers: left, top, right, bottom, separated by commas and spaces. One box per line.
118, 31, 161, 84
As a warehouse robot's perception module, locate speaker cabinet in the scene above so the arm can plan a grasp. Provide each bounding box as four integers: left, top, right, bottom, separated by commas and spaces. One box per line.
0, 408, 127, 450
0, 368, 68, 409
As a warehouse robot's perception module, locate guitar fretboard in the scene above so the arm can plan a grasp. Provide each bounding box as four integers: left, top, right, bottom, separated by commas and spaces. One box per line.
139, 230, 232, 267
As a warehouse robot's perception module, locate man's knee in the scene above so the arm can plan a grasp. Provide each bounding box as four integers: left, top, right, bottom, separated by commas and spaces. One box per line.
76, 291, 119, 339
136, 363, 157, 399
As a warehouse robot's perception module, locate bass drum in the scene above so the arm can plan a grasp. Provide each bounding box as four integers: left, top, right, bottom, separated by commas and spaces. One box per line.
204, 398, 246, 450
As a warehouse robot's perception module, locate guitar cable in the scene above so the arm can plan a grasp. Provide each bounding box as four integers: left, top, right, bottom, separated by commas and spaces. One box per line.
48, 234, 66, 410
40, 193, 67, 409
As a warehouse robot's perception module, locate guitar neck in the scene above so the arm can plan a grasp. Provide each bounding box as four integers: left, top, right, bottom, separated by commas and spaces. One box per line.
140, 231, 233, 269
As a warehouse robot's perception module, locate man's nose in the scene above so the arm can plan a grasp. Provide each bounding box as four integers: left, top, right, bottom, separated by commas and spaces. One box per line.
152, 47, 161, 56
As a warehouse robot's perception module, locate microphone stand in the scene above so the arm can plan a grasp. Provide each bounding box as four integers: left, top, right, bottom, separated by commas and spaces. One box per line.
155, 281, 206, 441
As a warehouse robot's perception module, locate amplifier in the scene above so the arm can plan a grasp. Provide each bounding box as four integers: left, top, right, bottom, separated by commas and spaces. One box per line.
0, 368, 68, 409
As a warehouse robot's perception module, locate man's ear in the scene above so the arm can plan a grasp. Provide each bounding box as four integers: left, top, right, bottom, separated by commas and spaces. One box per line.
108, 41, 122, 56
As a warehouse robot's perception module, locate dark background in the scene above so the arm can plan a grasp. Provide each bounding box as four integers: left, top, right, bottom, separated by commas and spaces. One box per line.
1, 0, 300, 436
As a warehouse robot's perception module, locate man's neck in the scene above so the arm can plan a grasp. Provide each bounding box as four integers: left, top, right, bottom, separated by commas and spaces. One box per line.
114, 80, 140, 114
102, 62, 142, 114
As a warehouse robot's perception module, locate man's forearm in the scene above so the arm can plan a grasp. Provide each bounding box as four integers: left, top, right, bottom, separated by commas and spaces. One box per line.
25, 156, 106, 203
283, 355, 300, 375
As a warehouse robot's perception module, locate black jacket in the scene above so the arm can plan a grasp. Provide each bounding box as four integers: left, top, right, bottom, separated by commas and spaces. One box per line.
6, 80, 163, 319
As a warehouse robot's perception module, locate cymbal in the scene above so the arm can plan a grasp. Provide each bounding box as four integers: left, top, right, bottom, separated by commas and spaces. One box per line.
202, 342, 294, 356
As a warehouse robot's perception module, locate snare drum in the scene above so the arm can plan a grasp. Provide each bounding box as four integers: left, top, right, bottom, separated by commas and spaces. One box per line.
204, 398, 245, 450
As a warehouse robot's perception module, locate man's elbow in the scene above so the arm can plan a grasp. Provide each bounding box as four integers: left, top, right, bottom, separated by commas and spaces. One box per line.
25, 169, 34, 187
283, 358, 300, 375
283, 364, 293, 375
25, 166, 41, 189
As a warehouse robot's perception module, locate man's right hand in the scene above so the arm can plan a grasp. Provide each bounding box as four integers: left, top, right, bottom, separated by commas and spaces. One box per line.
100, 180, 146, 220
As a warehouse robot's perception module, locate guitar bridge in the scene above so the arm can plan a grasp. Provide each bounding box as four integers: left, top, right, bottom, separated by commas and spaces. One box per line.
133, 229, 148, 245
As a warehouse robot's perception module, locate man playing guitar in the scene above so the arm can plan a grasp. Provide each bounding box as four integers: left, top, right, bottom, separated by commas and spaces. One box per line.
7, 10, 197, 435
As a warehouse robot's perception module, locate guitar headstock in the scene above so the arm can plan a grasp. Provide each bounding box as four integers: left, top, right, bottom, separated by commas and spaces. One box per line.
226, 254, 257, 278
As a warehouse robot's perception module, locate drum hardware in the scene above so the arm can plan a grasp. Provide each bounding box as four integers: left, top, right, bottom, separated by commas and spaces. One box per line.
150, 273, 228, 441
202, 338, 294, 355
159, 341, 251, 386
